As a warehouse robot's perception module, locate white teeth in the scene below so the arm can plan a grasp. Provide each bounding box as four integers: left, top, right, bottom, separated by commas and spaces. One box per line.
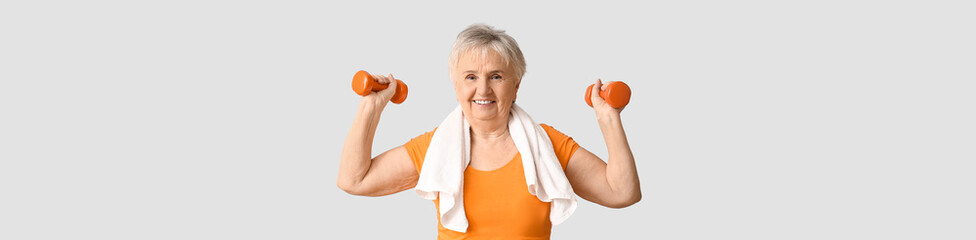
474, 100, 494, 105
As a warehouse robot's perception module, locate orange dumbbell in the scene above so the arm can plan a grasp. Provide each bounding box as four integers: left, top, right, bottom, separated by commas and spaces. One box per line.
351, 70, 408, 104
585, 81, 631, 108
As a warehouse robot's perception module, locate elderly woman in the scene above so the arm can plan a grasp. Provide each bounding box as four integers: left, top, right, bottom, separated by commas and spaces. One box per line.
338, 24, 641, 239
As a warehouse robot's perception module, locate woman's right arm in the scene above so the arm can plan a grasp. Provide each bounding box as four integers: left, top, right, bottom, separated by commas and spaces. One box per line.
337, 74, 418, 197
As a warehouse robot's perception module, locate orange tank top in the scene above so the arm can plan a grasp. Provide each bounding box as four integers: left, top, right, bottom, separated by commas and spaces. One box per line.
404, 124, 580, 240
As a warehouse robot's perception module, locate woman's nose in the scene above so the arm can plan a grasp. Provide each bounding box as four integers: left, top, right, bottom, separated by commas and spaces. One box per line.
475, 78, 492, 94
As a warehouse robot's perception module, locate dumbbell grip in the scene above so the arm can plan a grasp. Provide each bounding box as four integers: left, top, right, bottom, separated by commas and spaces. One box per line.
351, 70, 408, 104
585, 81, 631, 108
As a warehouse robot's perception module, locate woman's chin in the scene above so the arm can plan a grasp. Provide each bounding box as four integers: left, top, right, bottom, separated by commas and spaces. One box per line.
470, 109, 512, 123
471, 112, 495, 121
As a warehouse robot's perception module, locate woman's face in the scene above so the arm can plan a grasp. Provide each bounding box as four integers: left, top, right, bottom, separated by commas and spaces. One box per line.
452, 49, 520, 126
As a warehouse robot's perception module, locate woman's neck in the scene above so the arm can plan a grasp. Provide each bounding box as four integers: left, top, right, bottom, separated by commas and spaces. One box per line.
469, 120, 510, 145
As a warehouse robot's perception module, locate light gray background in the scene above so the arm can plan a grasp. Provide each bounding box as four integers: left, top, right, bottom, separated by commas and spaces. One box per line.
1, 0, 973, 239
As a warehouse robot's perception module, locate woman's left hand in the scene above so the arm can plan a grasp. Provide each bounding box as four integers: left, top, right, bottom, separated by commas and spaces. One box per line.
589, 79, 624, 121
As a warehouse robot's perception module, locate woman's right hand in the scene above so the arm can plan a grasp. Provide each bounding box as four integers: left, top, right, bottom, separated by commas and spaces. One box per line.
362, 73, 399, 110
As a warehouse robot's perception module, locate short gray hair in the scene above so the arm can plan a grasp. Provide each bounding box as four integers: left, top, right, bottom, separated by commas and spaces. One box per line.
449, 24, 526, 80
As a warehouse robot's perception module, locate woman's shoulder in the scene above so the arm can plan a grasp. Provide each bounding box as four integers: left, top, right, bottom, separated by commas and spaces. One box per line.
403, 127, 437, 173
538, 123, 578, 170
406, 127, 437, 149
539, 123, 569, 139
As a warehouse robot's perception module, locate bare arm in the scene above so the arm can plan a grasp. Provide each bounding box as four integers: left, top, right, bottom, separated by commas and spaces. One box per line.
337, 74, 418, 197
565, 79, 641, 208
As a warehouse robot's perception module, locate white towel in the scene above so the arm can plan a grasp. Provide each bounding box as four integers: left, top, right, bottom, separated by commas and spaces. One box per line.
414, 103, 578, 233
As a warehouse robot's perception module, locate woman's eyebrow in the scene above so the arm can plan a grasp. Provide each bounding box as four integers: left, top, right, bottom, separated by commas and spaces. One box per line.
462, 70, 506, 74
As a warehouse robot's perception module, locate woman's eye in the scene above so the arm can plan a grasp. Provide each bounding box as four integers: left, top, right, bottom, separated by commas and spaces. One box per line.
491, 75, 502, 80
465, 75, 476, 80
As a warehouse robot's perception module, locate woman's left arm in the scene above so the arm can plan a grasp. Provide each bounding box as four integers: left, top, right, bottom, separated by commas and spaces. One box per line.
564, 79, 641, 208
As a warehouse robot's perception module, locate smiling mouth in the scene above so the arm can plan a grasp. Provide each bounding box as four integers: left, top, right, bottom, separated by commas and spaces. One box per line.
473, 100, 496, 105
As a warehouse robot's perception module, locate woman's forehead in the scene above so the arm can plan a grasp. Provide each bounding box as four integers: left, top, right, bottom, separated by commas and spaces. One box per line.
456, 49, 510, 71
